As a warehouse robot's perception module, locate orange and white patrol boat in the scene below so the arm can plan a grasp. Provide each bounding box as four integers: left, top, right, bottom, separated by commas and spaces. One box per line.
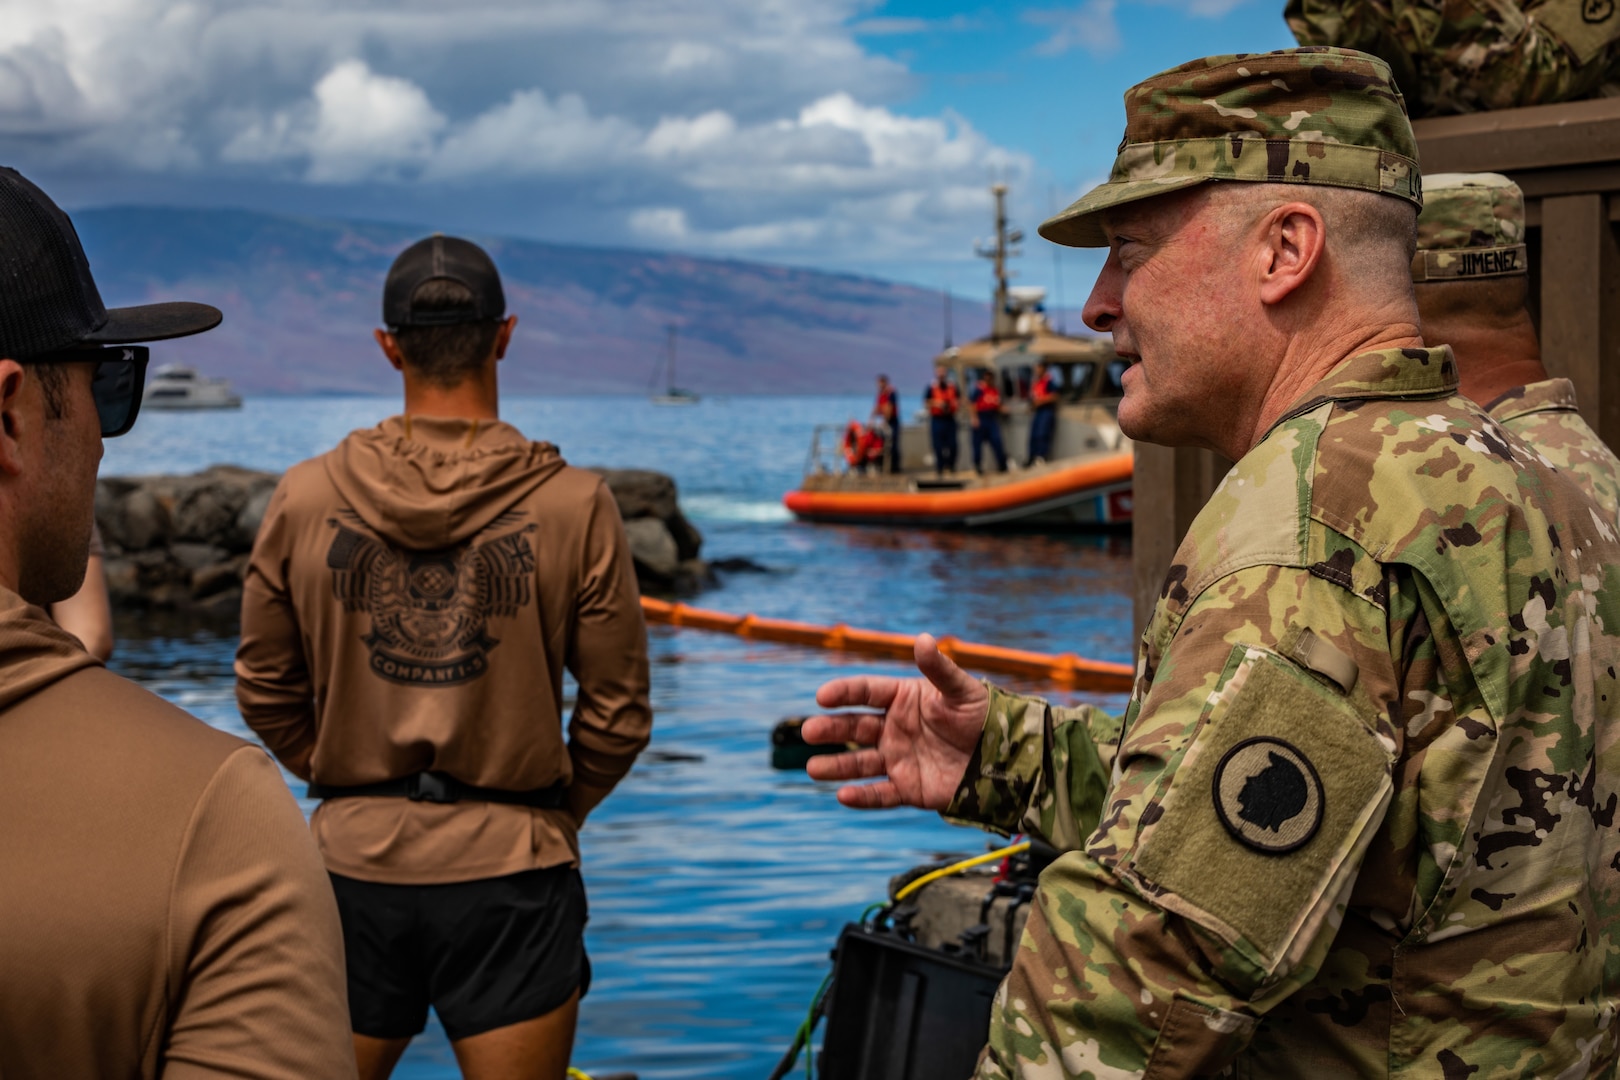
784, 184, 1133, 529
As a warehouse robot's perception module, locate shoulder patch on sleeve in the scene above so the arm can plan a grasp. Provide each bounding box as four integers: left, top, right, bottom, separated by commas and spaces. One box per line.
1127, 646, 1394, 974
1213, 737, 1324, 854
1537, 0, 1620, 65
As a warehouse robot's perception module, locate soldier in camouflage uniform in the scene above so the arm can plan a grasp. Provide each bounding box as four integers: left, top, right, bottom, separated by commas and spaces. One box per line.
1414, 171, 1620, 517
1286, 0, 1620, 117
804, 47, 1620, 1078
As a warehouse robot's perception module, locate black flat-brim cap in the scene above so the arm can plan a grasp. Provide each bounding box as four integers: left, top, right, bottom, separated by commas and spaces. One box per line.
0, 167, 221, 358
81, 302, 222, 345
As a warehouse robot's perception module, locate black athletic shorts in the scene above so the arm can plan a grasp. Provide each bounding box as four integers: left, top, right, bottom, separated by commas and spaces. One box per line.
329, 865, 591, 1042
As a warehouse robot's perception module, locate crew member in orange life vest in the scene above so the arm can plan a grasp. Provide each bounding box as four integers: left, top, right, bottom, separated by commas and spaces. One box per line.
924, 364, 959, 476
862, 424, 887, 472
874, 374, 900, 474
842, 421, 886, 475
970, 368, 1008, 474
1027, 359, 1059, 465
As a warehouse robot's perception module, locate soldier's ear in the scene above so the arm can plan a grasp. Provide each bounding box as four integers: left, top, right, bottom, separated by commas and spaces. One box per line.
492, 315, 518, 363
375, 329, 406, 373
1256, 201, 1326, 307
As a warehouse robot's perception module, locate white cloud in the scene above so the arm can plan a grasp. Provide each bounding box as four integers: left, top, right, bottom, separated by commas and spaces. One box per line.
308, 60, 447, 182
639, 94, 1026, 203
1169, 0, 1261, 15
1026, 0, 1260, 55
801, 94, 978, 172
0, 36, 89, 135
217, 68, 1022, 205
427, 89, 640, 179
223, 60, 447, 182
644, 110, 737, 158
1026, 0, 1122, 57
0, 0, 1032, 274
628, 206, 690, 240
849, 14, 980, 35
661, 41, 725, 74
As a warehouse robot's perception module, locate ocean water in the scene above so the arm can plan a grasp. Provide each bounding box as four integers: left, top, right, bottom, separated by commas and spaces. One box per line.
101, 394, 1134, 1080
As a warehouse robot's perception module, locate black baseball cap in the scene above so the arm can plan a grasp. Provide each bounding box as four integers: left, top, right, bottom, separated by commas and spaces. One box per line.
382, 235, 506, 330
0, 167, 221, 359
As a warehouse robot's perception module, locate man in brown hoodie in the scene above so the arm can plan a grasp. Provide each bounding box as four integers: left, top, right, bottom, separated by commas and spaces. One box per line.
0, 168, 356, 1077
236, 235, 652, 1080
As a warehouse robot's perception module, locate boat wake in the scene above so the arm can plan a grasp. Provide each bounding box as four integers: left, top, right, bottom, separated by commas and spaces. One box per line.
682, 494, 793, 524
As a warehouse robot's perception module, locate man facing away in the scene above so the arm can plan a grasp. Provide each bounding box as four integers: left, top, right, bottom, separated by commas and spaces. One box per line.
874, 373, 901, 473
236, 236, 652, 1080
1413, 171, 1620, 517
1026, 359, 1058, 465
925, 363, 960, 476
0, 167, 355, 1078
805, 48, 1620, 1077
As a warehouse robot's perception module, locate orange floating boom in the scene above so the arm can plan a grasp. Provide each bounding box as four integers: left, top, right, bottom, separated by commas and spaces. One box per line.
639, 597, 1134, 693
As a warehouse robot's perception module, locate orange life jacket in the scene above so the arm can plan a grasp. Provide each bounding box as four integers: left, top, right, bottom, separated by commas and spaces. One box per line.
927, 381, 959, 417
875, 387, 898, 421
975, 382, 1002, 414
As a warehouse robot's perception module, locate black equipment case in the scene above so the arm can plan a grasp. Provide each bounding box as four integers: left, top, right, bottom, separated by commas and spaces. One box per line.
816, 922, 1005, 1080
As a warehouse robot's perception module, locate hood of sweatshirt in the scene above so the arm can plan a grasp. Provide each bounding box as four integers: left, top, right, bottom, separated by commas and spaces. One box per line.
323, 415, 567, 550
0, 588, 99, 709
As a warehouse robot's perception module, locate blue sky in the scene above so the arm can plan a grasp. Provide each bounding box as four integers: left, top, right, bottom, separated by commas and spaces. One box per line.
852, 0, 1298, 293
0, 0, 1297, 297
856, 1, 1296, 191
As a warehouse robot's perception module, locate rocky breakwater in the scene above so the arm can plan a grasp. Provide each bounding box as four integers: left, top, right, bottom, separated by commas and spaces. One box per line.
95, 465, 709, 619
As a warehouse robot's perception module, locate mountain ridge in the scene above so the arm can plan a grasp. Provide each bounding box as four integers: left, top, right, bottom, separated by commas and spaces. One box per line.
72, 205, 993, 396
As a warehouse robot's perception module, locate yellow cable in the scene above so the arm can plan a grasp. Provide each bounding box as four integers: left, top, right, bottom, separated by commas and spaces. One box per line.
566, 1069, 592, 1080
891, 840, 1031, 903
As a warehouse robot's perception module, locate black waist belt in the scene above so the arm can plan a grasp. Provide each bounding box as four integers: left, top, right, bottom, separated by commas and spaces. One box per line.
306, 771, 567, 809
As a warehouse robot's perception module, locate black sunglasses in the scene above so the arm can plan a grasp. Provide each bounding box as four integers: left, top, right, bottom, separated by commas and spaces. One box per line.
23, 345, 149, 438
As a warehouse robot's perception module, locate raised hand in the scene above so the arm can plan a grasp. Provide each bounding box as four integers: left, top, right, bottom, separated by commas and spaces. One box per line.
802, 633, 990, 811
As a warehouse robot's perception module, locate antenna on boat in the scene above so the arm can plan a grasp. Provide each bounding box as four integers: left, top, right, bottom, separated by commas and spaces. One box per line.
943, 286, 953, 349
975, 182, 1022, 341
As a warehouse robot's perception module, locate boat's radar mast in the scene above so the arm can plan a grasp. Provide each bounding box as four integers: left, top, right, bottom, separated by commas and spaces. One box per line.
975, 183, 1024, 341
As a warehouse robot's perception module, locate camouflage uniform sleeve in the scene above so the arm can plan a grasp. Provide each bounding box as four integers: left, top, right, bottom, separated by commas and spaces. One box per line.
943, 685, 1123, 851
1285, 0, 1390, 54
1288, 0, 1620, 116
1425, 0, 1620, 114
978, 563, 1401, 1079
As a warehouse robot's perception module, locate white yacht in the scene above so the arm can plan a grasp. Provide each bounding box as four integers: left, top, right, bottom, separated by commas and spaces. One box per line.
144, 365, 243, 410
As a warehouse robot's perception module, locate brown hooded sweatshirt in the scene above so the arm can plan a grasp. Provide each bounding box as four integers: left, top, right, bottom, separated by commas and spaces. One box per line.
0, 589, 355, 1078
236, 415, 652, 885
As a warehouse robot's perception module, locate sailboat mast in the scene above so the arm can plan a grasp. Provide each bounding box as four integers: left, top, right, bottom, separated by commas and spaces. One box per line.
666, 325, 677, 392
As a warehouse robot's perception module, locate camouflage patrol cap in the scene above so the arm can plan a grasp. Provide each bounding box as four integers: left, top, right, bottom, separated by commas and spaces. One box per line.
1412, 173, 1527, 282
1040, 47, 1422, 249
